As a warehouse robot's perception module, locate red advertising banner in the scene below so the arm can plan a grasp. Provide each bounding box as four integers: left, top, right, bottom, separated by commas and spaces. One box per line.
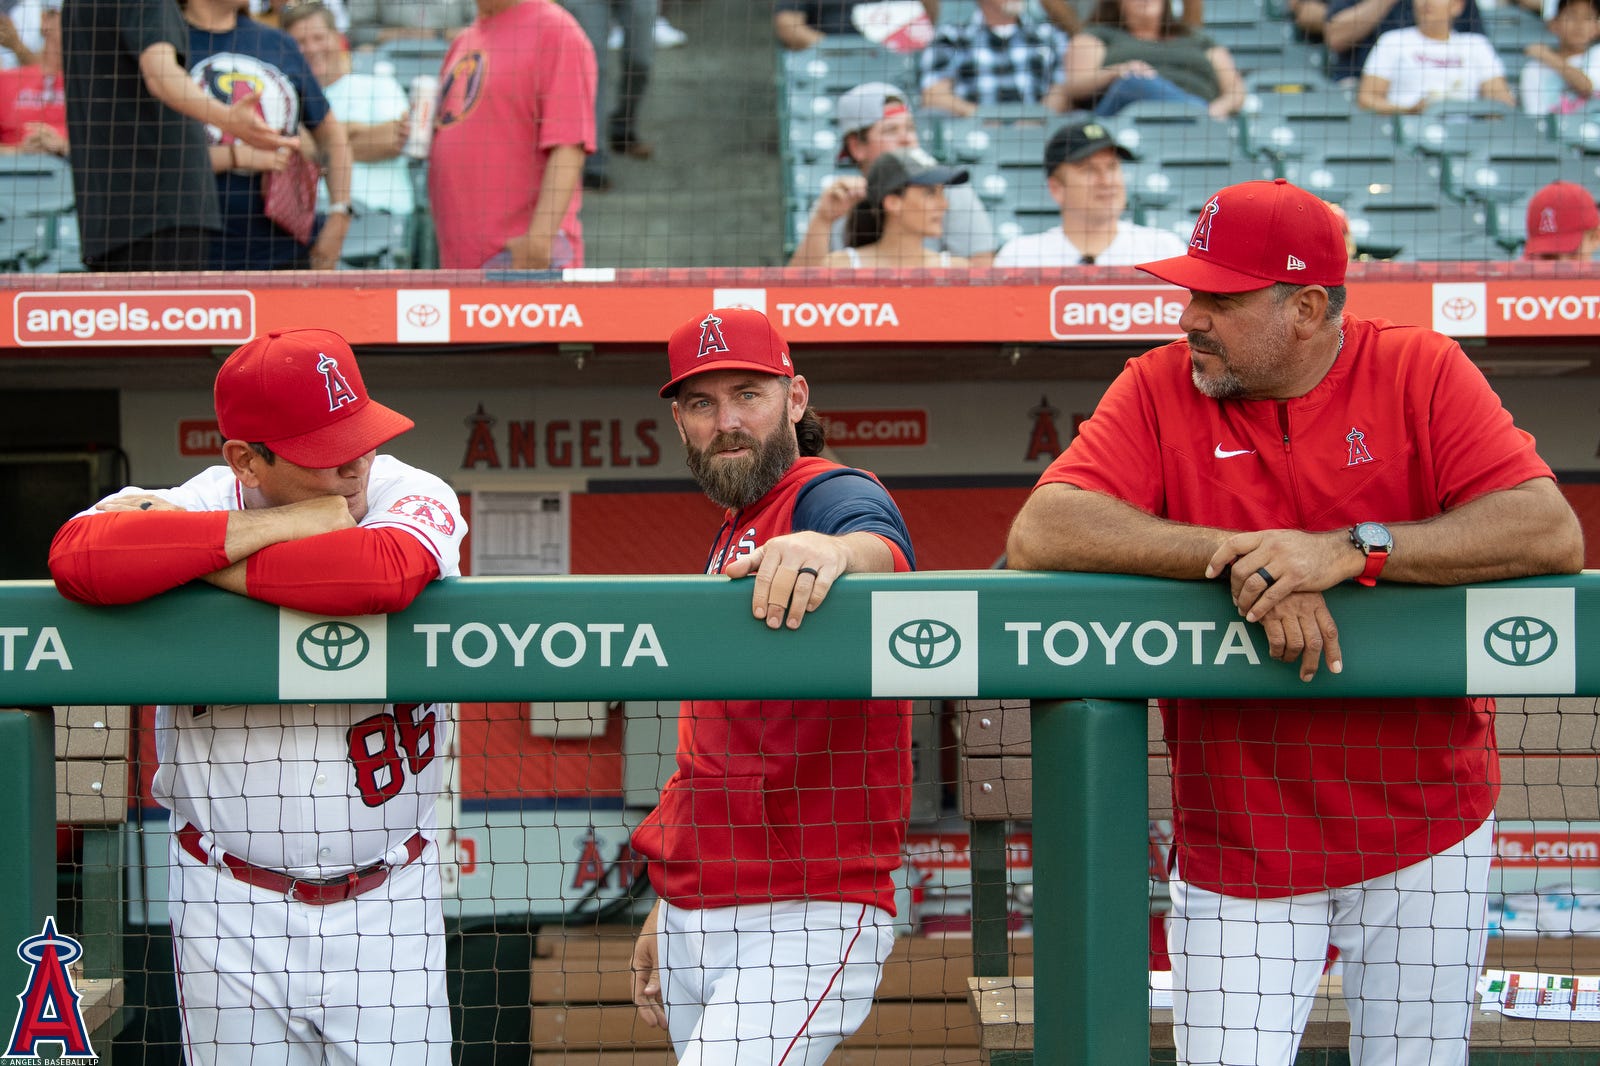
0, 269, 1586, 351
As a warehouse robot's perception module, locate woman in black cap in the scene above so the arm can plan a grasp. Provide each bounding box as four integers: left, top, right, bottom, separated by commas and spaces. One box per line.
825, 148, 971, 268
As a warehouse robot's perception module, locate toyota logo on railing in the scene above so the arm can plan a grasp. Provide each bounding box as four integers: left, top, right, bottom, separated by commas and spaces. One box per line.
888, 619, 960, 669
296, 622, 370, 671
1483, 616, 1557, 667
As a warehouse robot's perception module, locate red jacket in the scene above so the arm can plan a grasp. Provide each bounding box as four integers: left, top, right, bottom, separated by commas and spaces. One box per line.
632, 457, 914, 912
1038, 315, 1554, 896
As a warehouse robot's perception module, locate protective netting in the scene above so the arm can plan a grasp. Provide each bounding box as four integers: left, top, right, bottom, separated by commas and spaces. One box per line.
0, 0, 1584, 275
37, 692, 1600, 1062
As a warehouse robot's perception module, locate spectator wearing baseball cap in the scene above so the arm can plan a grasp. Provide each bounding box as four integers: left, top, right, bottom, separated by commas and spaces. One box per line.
825, 148, 970, 267
1523, 180, 1600, 260
787, 81, 995, 268
1010, 176, 1582, 1064
633, 306, 916, 1064
50, 325, 465, 1065
993, 120, 1187, 267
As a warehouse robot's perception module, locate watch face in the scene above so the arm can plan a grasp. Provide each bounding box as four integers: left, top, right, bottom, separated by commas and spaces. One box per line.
1354, 521, 1393, 551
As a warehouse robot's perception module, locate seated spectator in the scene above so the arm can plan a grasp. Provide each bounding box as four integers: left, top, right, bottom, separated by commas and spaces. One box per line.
186, 0, 353, 270
1325, 0, 1484, 84
1521, 0, 1600, 114
775, 0, 871, 50
345, 0, 473, 46
825, 148, 971, 266
1356, 0, 1513, 113
993, 119, 1185, 265
788, 82, 996, 267
0, 0, 65, 157
283, 0, 412, 222
1064, 0, 1246, 118
1523, 179, 1600, 258
919, 0, 1073, 116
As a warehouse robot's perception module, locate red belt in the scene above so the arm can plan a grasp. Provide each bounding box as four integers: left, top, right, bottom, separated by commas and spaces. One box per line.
176, 823, 427, 906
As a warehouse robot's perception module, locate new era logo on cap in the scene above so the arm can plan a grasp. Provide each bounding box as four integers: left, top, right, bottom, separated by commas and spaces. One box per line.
1287, 255, 1307, 271
662, 308, 795, 397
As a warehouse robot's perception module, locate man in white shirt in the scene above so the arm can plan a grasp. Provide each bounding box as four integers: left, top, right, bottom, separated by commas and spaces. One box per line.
284, 0, 414, 220
993, 119, 1186, 267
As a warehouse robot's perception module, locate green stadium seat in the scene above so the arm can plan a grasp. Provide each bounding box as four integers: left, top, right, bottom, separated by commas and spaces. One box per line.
372, 38, 448, 89
338, 208, 412, 270
1279, 155, 1445, 206
0, 155, 73, 220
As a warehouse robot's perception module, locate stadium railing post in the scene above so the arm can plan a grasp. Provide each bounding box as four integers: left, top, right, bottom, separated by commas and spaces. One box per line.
1032, 697, 1150, 1063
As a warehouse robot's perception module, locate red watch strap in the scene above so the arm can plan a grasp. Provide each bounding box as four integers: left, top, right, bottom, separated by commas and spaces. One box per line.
1356, 548, 1388, 587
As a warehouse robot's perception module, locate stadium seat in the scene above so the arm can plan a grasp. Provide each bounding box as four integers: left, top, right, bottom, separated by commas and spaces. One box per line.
1240, 93, 1396, 162
1205, 21, 1298, 66
0, 154, 73, 220
0, 215, 51, 271
1400, 100, 1539, 155
1244, 66, 1336, 96
1547, 108, 1600, 154
338, 208, 412, 270
1343, 196, 1490, 259
1442, 150, 1586, 204
781, 39, 915, 100
930, 104, 1062, 166
1111, 111, 1242, 164
1487, 193, 1534, 253
1202, 0, 1270, 30
996, 162, 1059, 213
1280, 154, 1445, 206
1393, 227, 1512, 262
1124, 157, 1277, 213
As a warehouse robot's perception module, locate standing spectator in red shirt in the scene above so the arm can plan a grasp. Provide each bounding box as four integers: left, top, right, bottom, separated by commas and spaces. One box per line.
427, 0, 595, 269
0, 0, 65, 155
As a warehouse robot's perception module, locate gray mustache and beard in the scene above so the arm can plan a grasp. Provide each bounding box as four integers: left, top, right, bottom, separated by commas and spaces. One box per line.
1188, 331, 1248, 400
685, 427, 799, 511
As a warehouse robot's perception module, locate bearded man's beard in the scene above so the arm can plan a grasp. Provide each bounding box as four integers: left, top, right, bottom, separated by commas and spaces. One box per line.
685, 426, 799, 511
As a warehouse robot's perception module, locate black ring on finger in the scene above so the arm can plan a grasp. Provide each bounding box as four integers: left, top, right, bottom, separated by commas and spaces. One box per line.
1256, 566, 1276, 587
797, 566, 820, 578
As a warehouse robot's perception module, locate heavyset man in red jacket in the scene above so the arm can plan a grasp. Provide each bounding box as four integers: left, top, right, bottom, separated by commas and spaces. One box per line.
629, 307, 917, 1066
1007, 179, 1584, 1066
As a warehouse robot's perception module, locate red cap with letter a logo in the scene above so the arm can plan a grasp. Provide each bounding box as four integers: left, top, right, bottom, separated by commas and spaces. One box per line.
660, 308, 794, 398
215, 327, 415, 468
1137, 178, 1348, 294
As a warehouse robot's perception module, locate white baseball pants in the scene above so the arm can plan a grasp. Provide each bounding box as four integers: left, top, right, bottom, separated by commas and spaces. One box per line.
169, 835, 452, 1066
657, 898, 897, 1066
1169, 816, 1494, 1066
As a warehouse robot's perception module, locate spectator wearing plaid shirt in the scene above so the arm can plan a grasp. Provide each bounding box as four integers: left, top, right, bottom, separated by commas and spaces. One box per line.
919, 0, 1073, 117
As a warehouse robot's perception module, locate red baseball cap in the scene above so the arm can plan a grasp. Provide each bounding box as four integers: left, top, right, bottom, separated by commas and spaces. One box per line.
660, 308, 794, 398
1523, 181, 1600, 257
1139, 178, 1348, 294
215, 327, 414, 468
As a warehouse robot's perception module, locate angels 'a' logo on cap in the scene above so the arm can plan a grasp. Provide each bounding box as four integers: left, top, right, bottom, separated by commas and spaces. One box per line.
696, 313, 730, 359
1190, 198, 1220, 251
1539, 206, 1560, 235
318, 353, 358, 412
1286, 255, 1307, 270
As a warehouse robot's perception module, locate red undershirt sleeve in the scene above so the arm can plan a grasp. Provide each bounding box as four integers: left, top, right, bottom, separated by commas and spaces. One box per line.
49, 511, 232, 605
244, 526, 441, 616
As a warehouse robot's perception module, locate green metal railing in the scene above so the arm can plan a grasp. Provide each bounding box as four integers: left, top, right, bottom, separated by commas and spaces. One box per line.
4, 570, 1594, 1062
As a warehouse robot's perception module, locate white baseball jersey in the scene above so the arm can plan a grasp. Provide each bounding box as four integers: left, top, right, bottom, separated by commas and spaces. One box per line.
86, 455, 466, 876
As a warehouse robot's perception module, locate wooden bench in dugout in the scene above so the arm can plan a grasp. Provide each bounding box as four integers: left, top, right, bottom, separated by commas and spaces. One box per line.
529, 922, 1034, 1064
956, 697, 1600, 1064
